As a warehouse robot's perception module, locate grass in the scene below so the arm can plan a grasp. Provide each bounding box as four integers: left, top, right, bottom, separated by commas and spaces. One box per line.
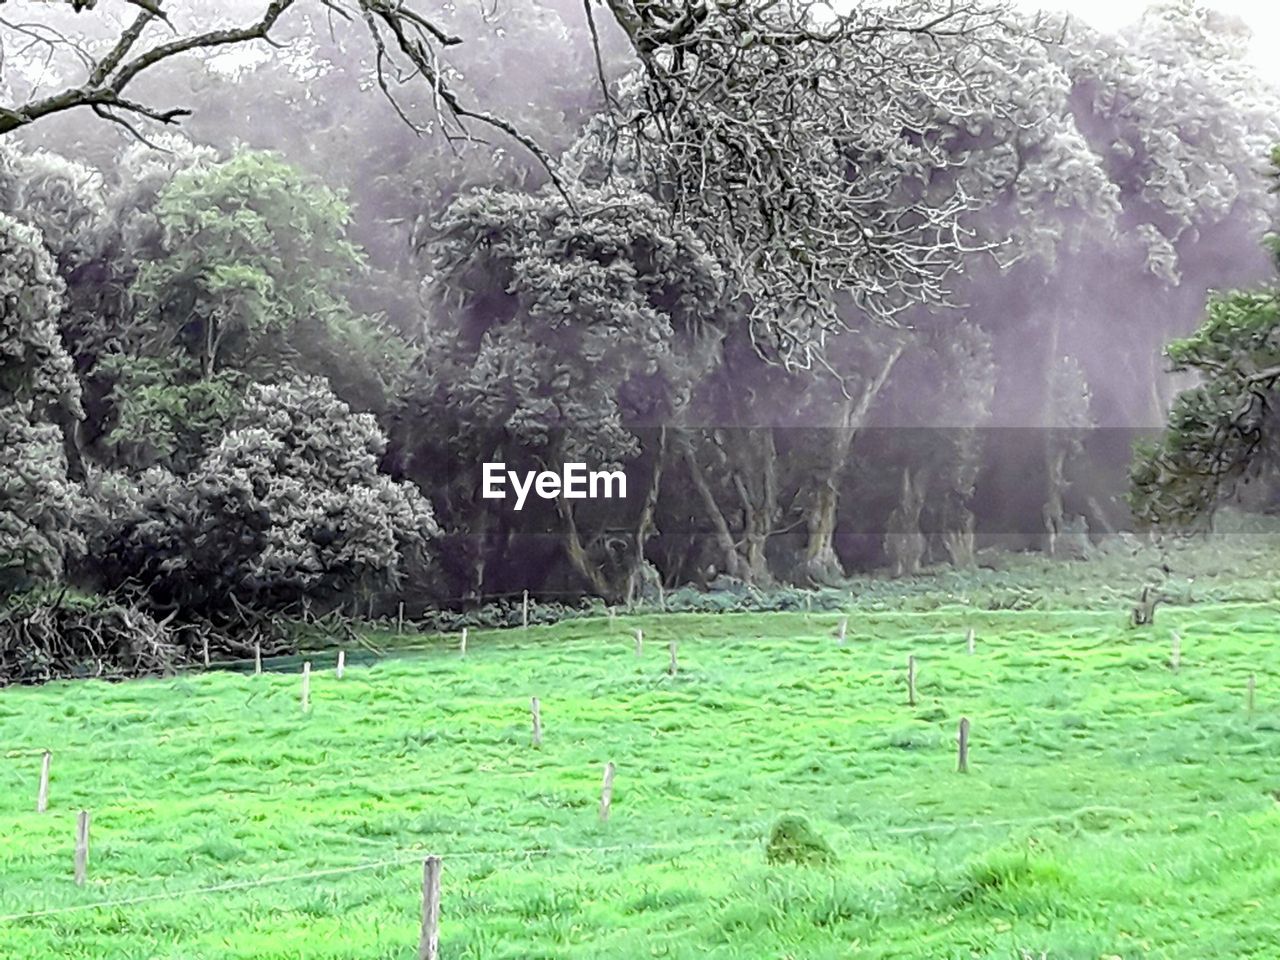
3, 549, 1280, 956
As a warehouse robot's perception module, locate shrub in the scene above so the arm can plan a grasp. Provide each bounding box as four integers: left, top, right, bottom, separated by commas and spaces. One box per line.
765, 815, 837, 867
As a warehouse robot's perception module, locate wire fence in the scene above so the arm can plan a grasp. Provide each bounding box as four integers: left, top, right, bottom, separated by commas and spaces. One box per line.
0, 600, 1271, 949
0, 805, 1141, 925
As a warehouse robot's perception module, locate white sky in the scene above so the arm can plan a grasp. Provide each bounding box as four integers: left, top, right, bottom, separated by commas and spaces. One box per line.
1026, 0, 1280, 80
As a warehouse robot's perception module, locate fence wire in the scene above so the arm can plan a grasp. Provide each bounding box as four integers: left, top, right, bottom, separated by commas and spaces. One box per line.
0, 804, 1138, 924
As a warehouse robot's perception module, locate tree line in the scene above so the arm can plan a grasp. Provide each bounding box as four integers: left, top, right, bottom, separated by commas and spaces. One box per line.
2, 0, 1279, 675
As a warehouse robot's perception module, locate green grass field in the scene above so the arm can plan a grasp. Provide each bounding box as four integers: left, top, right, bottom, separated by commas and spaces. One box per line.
3, 547, 1280, 958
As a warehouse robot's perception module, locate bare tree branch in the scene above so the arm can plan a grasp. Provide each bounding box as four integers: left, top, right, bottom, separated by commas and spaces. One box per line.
0, 0, 568, 197
592, 0, 1037, 368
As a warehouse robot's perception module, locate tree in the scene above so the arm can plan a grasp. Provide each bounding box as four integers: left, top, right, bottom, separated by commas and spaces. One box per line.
588, 0, 1033, 367
0, 211, 84, 590
104, 149, 412, 471
0, 133, 219, 476
1130, 155, 1280, 529
419, 182, 724, 601
101, 376, 437, 619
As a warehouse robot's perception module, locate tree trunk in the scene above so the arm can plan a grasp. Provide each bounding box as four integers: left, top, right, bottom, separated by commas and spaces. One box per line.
557, 497, 615, 599
624, 427, 667, 605
800, 340, 907, 585
729, 427, 777, 585
1042, 313, 1064, 555
941, 508, 977, 569
885, 467, 927, 577
677, 431, 749, 581
557, 433, 669, 604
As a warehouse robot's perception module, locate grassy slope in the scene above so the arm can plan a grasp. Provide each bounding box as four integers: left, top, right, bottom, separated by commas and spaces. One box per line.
2, 551, 1280, 957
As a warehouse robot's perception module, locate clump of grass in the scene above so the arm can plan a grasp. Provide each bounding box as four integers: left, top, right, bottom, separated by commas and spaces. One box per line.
765, 815, 836, 866
952, 847, 1066, 908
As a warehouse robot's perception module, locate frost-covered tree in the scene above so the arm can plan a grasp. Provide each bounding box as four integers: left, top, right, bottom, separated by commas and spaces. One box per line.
421, 183, 724, 600
0, 212, 84, 590
589, 0, 1034, 367
101, 376, 437, 618
0, 213, 79, 415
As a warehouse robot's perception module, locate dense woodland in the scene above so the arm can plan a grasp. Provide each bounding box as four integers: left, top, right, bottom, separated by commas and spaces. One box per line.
3, 0, 1280, 677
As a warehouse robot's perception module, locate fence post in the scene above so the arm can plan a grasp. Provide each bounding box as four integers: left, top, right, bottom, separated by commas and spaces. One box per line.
254, 640, 262, 676
635, 628, 643, 657
837, 617, 847, 646
418, 856, 442, 960
907, 655, 917, 707
530, 697, 542, 748
1247, 673, 1256, 717
36, 750, 51, 814
301, 661, 312, 712
202, 634, 210, 669
460, 627, 468, 657
599, 761, 617, 822
957, 717, 970, 773
398, 602, 405, 635
74, 810, 90, 886
522, 590, 529, 630
336, 650, 345, 680
668, 640, 678, 677
966, 627, 975, 655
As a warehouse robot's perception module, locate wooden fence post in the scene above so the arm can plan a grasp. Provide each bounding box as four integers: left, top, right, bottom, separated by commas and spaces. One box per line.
74, 810, 90, 886
1247, 673, 1256, 717
398, 602, 405, 635
254, 640, 262, 676
460, 627, 468, 657
599, 761, 617, 822
1170, 631, 1181, 671
301, 661, 312, 712
957, 717, 970, 773
668, 640, 678, 677
907, 655, 917, 707
202, 634, 210, 669
530, 697, 542, 748
966, 627, 975, 655
336, 651, 345, 680
418, 856, 442, 960
837, 617, 847, 646
522, 590, 529, 630
635, 628, 643, 657
36, 750, 51, 814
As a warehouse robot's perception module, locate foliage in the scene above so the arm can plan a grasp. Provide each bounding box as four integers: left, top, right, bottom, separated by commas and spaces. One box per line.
428, 183, 723, 464
0, 213, 84, 591
0, 408, 85, 593
418, 183, 724, 598
3, 149, 105, 272
101, 377, 437, 619
0, 212, 80, 415
588, 0, 1035, 367
1063, 3, 1280, 285
1130, 238, 1280, 528
108, 150, 412, 470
